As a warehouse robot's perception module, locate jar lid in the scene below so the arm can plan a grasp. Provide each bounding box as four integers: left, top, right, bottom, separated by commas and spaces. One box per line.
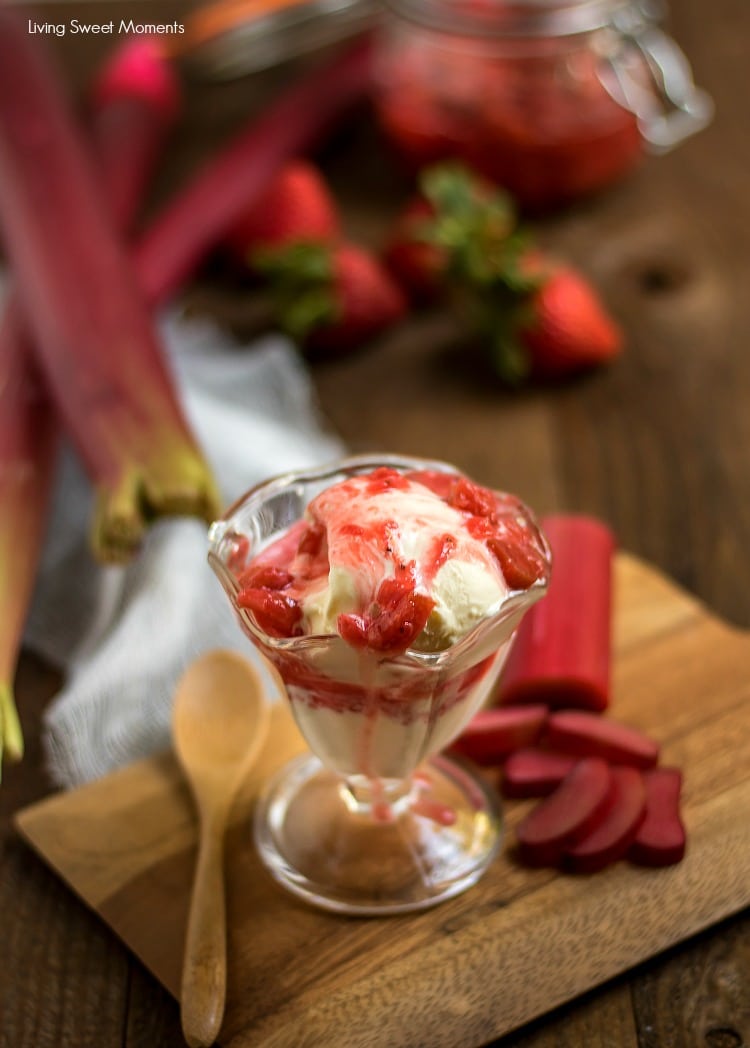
384, 0, 656, 37
184, 0, 377, 79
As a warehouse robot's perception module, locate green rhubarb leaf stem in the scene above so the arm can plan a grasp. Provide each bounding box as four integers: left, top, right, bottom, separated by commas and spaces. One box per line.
0, 682, 24, 770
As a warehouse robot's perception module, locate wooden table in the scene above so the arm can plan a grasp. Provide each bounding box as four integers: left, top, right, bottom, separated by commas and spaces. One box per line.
1, 1, 748, 1044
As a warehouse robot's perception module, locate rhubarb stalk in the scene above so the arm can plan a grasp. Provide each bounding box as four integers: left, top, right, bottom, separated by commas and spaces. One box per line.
88, 36, 182, 229
0, 10, 219, 563
0, 34, 181, 771
0, 304, 58, 769
498, 514, 615, 711
0, 23, 369, 767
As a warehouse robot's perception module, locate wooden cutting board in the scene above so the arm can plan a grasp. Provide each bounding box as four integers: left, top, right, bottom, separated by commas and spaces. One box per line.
15, 554, 750, 1048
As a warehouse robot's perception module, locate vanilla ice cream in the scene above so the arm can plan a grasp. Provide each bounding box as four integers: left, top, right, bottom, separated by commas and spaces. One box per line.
295, 470, 510, 652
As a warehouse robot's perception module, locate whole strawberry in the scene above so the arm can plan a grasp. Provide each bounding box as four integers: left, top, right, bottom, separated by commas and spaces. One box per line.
384, 164, 514, 302
384, 162, 623, 382
224, 160, 340, 266
517, 261, 623, 380
383, 198, 447, 302
256, 242, 407, 356
476, 247, 623, 382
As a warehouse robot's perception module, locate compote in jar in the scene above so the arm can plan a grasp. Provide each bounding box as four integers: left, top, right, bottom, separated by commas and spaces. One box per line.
372, 0, 712, 209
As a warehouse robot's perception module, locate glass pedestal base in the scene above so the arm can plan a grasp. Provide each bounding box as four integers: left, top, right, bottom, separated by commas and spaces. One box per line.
253, 752, 502, 915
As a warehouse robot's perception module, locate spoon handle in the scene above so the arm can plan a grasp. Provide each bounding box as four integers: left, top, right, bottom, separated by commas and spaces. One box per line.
180, 817, 228, 1048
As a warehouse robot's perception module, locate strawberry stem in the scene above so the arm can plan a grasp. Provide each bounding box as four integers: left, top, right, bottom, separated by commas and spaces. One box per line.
253, 242, 339, 342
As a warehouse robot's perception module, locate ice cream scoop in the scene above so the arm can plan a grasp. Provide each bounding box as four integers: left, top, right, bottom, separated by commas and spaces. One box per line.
233, 465, 549, 656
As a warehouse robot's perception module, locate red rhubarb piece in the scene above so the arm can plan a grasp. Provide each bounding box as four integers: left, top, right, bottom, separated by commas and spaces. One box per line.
498, 514, 615, 711
545, 711, 659, 770
516, 758, 613, 866
629, 767, 686, 867
451, 706, 548, 767
501, 748, 576, 798
564, 766, 647, 873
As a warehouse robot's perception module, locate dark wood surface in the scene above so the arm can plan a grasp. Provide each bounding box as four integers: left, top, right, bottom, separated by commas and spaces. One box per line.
1, 0, 749, 1045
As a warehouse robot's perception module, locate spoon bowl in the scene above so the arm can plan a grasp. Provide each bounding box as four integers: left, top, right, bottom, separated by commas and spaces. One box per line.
174, 649, 270, 782
172, 648, 271, 1048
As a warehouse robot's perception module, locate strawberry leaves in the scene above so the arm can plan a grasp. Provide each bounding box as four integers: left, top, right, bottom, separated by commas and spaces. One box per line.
385, 162, 623, 382
253, 242, 339, 343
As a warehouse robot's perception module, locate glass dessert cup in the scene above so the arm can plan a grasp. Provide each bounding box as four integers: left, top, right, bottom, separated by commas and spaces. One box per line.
208, 454, 550, 915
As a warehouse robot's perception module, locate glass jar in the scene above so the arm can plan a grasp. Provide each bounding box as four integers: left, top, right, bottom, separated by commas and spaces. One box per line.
371, 0, 712, 210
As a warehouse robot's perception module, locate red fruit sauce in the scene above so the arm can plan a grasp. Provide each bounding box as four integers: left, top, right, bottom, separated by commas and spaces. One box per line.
373, 30, 643, 210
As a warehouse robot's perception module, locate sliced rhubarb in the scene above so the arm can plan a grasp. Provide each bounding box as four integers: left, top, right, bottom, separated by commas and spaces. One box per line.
0, 37, 181, 768
516, 758, 613, 866
564, 766, 647, 873
545, 710, 659, 769
501, 748, 576, 798
498, 514, 615, 711
629, 767, 686, 867
450, 706, 548, 766
0, 12, 219, 561
133, 37, 372, 307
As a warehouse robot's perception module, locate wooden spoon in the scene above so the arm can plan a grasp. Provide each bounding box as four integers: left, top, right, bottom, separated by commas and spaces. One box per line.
172, 649, 271, 1048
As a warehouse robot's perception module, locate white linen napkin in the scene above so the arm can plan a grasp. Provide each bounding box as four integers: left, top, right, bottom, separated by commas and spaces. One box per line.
22, 311, 344, 787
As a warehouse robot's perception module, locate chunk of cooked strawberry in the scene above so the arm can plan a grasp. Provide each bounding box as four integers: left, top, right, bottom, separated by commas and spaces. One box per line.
237, 564, 293, 590
474, 512, 548, 590
237, 587, 302, 637
364, 466, 412, 495
406, 469, 459, 499
487, 531, 548, 590
297, 521, 325, 557
448, 477, 497, 517
338, 574, 435, 654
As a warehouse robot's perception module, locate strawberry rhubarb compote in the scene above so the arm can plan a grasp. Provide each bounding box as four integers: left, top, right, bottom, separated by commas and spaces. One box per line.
218, 461, 550, 783
372, 0, 711, 211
